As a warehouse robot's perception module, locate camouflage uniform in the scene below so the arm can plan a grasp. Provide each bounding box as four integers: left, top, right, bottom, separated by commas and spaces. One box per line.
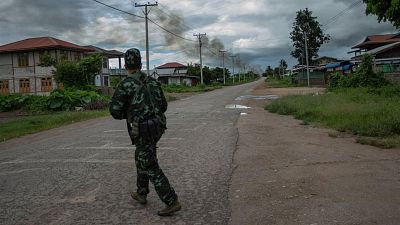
109, 48, 177, 206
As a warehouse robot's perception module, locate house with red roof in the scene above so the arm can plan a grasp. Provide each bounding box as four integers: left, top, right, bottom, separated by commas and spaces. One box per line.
0, 37, 124, 94
349, 33, 400, 78
155, 62, 198, 86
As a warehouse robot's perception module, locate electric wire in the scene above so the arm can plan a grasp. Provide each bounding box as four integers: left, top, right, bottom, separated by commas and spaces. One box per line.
92, 0, 196, 43
92, 0, 144, 19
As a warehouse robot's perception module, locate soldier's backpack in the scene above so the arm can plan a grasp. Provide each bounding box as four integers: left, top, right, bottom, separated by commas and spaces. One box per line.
128, 74, 166, 144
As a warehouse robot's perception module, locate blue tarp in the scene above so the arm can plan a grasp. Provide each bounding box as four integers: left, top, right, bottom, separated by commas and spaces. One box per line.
325, 63, 341, 69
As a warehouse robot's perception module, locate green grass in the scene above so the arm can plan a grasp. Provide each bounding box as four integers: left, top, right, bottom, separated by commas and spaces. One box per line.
0, 110, 109, 142
265, 77, 302, 88
265, 86, 400, 148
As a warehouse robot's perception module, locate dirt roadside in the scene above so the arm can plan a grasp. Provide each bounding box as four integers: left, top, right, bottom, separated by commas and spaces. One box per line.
229, 82, 400, 225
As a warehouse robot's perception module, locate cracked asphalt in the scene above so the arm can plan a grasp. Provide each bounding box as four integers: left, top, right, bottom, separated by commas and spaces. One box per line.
0, 79, 262, 225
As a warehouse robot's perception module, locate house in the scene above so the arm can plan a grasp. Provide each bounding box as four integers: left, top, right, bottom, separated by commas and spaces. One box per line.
313, 56, 339, 66
84, 45, 125, 87
0, 37, 128, 95
155, 62, 198, 86
0, 37, 92, 94
349, 33, 400, 80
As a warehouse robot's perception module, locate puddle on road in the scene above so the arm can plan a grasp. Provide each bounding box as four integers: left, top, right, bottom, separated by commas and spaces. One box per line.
235, 95, 280, 101
240, 113, 248, 116
225, 104, 251, 109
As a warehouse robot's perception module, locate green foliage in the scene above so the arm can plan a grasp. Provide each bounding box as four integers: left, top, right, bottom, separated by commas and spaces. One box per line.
266, 76, 302, 88
187, 63, 231, 85
266, 86, 400, 148
38, 53, 57, 67
54, 60, 81, 88
111, 76, 122, 89
0, 89, 109, 112
47, 89, 108, 111
54, 54, 102, 89
290, 8, 330, 64
0, 94, 48, 112
364, 0, 400, 28
328, 55, 389, 89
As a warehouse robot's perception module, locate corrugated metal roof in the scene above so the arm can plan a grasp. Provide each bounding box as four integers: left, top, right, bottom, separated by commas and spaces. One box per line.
0, 37, 92, 53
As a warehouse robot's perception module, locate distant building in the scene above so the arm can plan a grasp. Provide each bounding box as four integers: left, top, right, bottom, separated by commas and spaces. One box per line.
349, 33, 400, 80
0, 37, 92, 94
155, 62, 198, 86
0, 37, 127, 95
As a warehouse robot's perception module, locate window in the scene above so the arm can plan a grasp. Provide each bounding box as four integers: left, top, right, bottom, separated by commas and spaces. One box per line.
18, 53, 29, 67
0, 80, 9, 94
41, 77, 52, 92
19, 79, 30, 93
103, 58, 108, 68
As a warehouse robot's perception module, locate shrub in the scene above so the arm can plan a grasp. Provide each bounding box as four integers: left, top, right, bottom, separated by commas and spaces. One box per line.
329, 54, 389, 89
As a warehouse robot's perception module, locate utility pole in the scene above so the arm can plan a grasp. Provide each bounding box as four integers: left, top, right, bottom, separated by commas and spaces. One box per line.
193, 33, 206, 84
230, 55, 236, 84
219, 50, 227, 85
303, 30, 310, 87
135, 1, 158, 76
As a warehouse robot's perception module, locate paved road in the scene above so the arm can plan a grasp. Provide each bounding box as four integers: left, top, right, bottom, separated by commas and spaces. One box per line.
0, 80, 262, 225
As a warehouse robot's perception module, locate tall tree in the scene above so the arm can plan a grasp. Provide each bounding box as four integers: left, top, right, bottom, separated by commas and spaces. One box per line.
279, 59, 288, 76
363, 0, 400, 28
290, 8, 330, 65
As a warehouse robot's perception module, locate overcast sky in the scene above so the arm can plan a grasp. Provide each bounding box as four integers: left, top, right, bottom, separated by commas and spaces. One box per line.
0, 0, 398, 71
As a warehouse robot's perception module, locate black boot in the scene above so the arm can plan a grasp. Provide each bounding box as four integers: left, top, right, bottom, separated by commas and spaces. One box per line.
130, 192, 147, 205
157, 199, 182, 216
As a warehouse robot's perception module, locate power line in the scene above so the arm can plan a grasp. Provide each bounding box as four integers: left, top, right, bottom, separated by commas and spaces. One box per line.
92, 0, 144, 19
323, 0, 363, 27
92, 0, 195, 43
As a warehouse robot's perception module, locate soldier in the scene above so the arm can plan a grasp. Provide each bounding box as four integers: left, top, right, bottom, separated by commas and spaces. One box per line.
109, 48, 181, 216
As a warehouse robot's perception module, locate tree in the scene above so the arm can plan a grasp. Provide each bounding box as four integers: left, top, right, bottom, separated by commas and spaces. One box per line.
54, 54, 102, 88
38, 53, 56, 67
290, 8, 330, 65
363, 0, 400, 28
78, 54, 102, 86
279, 59, 288, 76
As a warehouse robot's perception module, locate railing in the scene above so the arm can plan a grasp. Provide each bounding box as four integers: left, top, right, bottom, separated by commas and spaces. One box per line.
109, 69, 128, 75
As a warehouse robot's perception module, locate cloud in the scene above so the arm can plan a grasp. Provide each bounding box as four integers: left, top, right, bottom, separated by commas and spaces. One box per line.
0, 0, 398, 70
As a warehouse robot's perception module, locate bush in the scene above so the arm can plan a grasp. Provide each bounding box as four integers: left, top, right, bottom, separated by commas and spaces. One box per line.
48, 89, 109, 111
328, 54, 390, 89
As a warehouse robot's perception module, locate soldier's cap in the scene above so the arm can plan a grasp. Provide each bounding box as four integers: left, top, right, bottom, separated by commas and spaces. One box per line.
125, 48, 142, 68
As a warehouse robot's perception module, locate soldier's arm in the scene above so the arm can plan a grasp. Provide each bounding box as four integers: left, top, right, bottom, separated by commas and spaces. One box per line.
109, 79, 132, 120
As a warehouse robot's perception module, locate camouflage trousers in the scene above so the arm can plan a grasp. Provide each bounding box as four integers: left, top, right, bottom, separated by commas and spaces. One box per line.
135, 139, 177, 206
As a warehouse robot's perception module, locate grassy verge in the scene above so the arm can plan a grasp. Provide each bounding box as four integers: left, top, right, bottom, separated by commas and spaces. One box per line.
266, 77, 303, 88
0, 110, 109, 142
265, 86, 400, 149
162, 84, 223, 93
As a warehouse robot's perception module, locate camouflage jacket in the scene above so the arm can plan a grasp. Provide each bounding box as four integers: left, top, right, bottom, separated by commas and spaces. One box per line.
109, 71, 168, 142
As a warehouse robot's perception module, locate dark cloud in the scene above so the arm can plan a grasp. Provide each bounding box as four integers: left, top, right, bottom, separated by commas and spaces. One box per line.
0, 0, 90, 43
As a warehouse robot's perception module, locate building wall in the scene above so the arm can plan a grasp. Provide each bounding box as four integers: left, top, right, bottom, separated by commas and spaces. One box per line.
0, 49, 85, 94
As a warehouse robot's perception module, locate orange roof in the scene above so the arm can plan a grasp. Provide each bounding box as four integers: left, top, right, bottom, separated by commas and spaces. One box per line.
0, 37, 93, 53
157, 62, 187, 69
352, 33, 400, 49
